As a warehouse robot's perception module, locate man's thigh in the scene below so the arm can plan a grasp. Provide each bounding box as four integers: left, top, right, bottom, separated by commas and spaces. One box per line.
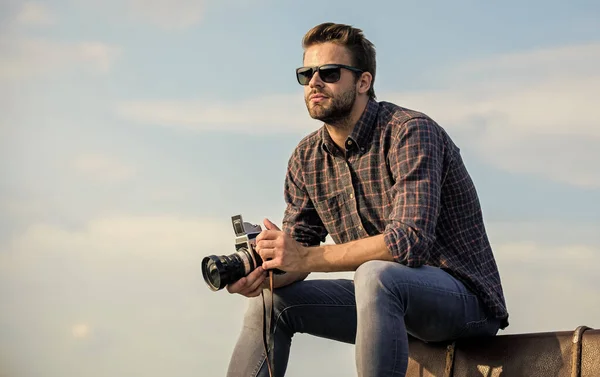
260, 278, 358, 344
355, 261, 498, 342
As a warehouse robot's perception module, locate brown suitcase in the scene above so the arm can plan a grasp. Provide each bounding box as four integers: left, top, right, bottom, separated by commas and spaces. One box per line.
406, 325, 600, 377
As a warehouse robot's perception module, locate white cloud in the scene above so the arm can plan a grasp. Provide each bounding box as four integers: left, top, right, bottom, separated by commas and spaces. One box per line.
0, 215, 239, 376
73, 154, 135, 184
487, 220, 600, 248
6, 214, 230, 259
455, 42, 599, 83
383, 43, 600, 188
14, 3, 56, 27
116, 42, 600, 188
117, 93, 317, 133
387, 75, 599, 139
0, 37, 120, 80
494, 241, 600, 334
71, 323, 91, 339
0, 3, 118, 80
78, 42, 120, 73
0, 215, 598, 377
0, 214, 356, 377
129, 0, 205, 30
1, 197, 48, 222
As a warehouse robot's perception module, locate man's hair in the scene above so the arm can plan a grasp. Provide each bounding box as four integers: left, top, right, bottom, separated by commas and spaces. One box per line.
302, 22, 376, 99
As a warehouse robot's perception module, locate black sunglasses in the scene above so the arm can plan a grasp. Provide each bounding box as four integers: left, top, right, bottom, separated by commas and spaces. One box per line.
296, 64, 364, 85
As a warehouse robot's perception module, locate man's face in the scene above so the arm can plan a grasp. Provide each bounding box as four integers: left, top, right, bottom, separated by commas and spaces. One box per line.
302, 42, 358, 125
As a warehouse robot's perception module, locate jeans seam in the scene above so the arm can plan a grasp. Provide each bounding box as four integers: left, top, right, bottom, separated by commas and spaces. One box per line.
251, 350, 266, 377
391, 308, 399, 376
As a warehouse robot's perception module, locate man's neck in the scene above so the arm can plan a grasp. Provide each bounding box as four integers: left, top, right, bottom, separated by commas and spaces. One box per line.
325, 97, 369, 152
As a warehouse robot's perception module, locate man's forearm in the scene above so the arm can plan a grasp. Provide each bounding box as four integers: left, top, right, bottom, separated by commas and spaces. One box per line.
304, 234, 394, 272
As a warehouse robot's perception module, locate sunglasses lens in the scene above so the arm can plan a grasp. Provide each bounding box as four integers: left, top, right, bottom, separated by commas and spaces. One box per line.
296, 67, 314, 85
296, 66, 345, 85
319, 67, 341, 83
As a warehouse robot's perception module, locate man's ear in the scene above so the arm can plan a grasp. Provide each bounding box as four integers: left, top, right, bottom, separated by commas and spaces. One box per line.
357, 72, 372, 95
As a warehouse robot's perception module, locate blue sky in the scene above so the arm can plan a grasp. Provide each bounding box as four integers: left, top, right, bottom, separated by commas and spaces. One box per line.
1, 1, 599, 376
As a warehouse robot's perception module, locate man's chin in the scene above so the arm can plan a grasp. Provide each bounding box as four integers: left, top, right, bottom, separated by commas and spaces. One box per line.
307, 105, 328, 120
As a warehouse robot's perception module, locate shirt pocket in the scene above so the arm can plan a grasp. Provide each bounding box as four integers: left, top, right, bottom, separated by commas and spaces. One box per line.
314, 192, 348, 242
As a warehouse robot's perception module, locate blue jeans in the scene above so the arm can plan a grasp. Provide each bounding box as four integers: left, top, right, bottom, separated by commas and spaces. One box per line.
226, 260, 501, 377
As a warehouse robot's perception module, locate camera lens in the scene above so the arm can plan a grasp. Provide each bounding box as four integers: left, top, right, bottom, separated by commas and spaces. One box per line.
201, 249, 254, 291
208, 262, 220, 286
205, 259, 221, 289
202, 256, 225, 291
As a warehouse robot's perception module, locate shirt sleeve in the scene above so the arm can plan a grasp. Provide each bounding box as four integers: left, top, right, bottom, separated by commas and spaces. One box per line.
384, 117, 444, 267
282, 149, 328, 247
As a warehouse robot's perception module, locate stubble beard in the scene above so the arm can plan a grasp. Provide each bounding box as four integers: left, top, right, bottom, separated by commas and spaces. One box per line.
305, 86, 357, 129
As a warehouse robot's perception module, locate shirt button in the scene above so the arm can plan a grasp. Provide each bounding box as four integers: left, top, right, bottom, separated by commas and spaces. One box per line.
347, 140, 353, 146
349, 193, 354, 199
358, 226, 363, 231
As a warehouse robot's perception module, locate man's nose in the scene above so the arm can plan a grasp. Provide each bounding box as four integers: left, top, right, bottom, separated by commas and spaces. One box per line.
308, 71, 324, 88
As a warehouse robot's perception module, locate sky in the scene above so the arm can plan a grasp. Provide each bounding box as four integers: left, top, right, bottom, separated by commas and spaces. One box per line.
1, 1, 599, 376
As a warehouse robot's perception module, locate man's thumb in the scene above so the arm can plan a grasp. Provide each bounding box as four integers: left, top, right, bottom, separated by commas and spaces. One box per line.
263, 218, 281, 231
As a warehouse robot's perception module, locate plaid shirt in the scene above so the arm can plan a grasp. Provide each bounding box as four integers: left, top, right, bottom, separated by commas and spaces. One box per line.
282, 99, 509, 327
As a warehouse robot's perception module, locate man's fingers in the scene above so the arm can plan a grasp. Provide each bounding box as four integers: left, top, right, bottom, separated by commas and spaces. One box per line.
245, 271, 267, 293
258, 248, 274, 261
263, 218, 281, 231
228, 267, 265, 296
226, 277, 248, 294
257, 239, 276, 249
246, 285, 264, 297
256, 229, 279, 242
262, 260, 275, 271
226, 265, 273, 297
247, 266, 265, 280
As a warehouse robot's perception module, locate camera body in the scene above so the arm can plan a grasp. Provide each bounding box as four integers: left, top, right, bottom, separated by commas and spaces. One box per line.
232, 214, 262, 270
201, 214, 284, 291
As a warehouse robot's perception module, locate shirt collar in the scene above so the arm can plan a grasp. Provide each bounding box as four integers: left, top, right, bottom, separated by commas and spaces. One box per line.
320, 98, 379, 156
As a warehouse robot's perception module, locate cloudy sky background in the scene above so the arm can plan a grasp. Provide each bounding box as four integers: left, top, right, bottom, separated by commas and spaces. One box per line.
1, 1, 599, 376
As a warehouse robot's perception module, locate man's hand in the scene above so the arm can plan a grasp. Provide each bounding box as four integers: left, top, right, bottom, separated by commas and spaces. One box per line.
226, 267, 267, 297
255, 218, 309, 272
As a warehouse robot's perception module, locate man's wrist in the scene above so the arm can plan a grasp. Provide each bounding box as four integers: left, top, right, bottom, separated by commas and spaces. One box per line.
298, 244, 312, 272
302, 244, 326, 272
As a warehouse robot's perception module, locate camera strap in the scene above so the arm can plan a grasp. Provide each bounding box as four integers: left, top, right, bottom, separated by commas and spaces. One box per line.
261, 270, 275, 377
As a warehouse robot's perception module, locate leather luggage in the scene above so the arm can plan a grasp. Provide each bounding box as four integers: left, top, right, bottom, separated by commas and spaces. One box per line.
406, 325, 600, 377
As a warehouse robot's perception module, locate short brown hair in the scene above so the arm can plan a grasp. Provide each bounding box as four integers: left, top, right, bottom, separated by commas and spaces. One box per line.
302, 22, 376, 99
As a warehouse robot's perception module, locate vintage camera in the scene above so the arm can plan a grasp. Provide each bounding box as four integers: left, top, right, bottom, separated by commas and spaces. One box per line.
201, 215, 284, 291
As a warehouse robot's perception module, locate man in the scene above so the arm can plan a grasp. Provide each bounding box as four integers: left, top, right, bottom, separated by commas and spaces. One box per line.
226, 22, 509, 377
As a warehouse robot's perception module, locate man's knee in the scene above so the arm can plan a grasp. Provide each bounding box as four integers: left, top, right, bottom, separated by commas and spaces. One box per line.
355, 260, 405, 288
241, 294, 267, 329
354, 260, 410, 299
353, 260, 411, 320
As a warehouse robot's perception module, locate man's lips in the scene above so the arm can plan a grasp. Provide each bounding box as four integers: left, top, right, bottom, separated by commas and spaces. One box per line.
310, 94, 328, 103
